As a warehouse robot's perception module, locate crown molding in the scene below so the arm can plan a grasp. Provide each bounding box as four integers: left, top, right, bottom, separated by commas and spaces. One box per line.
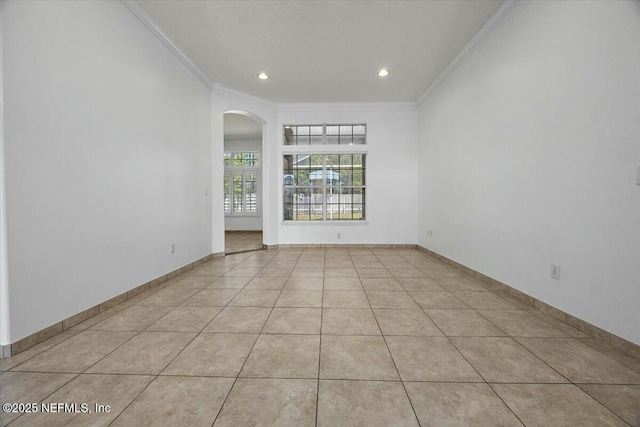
417, 0, 527, 106
120, 0, 213, 89
277, 101, 417, 113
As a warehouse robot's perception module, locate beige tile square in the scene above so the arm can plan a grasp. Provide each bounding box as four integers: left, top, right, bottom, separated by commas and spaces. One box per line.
86, 332, 195, 375
385, 336, 481, 382
323, 291, 370, 308
167, 276, 215, 290
245, 277, 287, 290
0, 372, 77, 426
388, 267, 427, 278
290, 268, 324, 278
361, 278, 404, 292
492, 384, 626, 427
12, 374, 153, 427
357, 268, 393, 278
275, 290, 322, 308
90, 305, 173, 331
409, 291, 469, 309
517, 338, 640, 384
262, 308, 322, 334
320, 335, 398, 380
366, 291, 419, 309
397, 277, 444, 291
324, 260, 355, 269
203, 307, 271, 333
214, 378, 317, 427
223, 267, 262, 277
295, 261, 325, 269
284, 277, 323, 290
257, 267, 293, 278
352, 260, 385, 269
374, 309, 442, 336
13, 331, 135, 373
112, 376, 234, 427
579, 385, 640, 426
146, 306, 222, 332
479, 310, 568, 337
453, 291, 518, 309
181, 289, 240, 306
323, 277, 362, 291
527, 309, 590, 338
580, 338, 640, 372
322, 308, 381, 335
324, 268, 358, 278
0, 331, 79, 372
162, 333, 257, 377
405, 382, 523, 427
228, 289, 281, 307
240, 334, 320, 379
436, 277, 489, 292
451, 337, 568, 383
205, 276, 252, 289
137, 288, 199, 306
318, 380, 419, 427
426, 309, 506, 336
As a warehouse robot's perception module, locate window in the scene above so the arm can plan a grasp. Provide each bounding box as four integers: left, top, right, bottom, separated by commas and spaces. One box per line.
283, 154, 366, 221
224, 152, 259, 216
284, 124, 366, 145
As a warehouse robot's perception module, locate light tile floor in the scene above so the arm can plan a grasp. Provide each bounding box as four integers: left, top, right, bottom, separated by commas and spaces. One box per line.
1, 248, 639, 426
224, 231, 263, 254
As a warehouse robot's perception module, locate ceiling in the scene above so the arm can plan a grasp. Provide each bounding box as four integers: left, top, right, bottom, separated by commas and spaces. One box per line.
224, 113, 262, 140
138, 0, 504, 103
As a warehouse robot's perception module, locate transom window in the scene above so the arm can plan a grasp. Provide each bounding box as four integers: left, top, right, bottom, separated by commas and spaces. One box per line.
224, 152, 259, 216
283, 154, 366, 221
284, 124, 366, 146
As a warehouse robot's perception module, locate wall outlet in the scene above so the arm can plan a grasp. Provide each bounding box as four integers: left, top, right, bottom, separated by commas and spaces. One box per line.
550, 264, 561, 280
337, 232, 341, 239
170, 243, 175, 254
427, 230, 433, 238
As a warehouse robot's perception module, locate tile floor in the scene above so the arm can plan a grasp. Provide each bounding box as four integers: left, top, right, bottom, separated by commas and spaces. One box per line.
224, 231, 263, 254
1, 248, 639, 426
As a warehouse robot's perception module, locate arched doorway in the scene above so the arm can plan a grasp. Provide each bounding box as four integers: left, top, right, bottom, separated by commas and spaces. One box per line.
223, 112, 264, 254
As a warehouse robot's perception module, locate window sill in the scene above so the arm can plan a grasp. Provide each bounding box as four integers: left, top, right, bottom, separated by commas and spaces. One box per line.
282, 221, 368, 226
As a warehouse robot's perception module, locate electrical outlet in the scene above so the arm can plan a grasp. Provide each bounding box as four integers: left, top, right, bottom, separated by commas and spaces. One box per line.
427, 230, 433, 238
550, 264, 561, 280
170, 243, 175, 254
337, 232, 341, 239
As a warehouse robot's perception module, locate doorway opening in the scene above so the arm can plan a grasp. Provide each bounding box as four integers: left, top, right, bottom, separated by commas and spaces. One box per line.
223, 112, 264, 254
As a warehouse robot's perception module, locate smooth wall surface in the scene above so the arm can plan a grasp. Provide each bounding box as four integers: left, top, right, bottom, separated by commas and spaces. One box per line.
278, 104, 419, 245
417, 1, 640, 343
2, 1, 212, 343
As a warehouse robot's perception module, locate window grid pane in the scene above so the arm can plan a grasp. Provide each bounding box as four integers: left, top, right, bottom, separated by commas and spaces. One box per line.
283, 124, 366, 146
283, 153, 365, 221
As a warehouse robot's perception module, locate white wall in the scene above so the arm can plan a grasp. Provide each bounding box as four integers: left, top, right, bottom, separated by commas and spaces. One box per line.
278, 104, 418, 245
2, 1, 212, 344
417, 1, 640, 344
224, 138, 262, 231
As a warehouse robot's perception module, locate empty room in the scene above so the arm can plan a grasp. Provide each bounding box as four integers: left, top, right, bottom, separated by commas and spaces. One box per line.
1, 0, 639, 425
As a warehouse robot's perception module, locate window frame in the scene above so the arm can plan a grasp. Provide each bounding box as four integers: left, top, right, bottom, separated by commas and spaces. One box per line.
282, 152, 367, 223
283, 123, 367, 146
224, 151, 260, 217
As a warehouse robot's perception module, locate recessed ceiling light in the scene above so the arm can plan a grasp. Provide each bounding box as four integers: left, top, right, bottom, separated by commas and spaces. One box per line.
377, 69, 390, 77
257, 72, 269, 80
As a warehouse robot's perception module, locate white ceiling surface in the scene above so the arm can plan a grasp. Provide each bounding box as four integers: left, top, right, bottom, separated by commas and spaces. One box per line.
137, 0, 504, 103
224, 113, 262, 140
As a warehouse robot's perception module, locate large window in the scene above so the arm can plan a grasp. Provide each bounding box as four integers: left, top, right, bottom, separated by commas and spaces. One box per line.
224, 152, 259, 216
283, 154, 366, 221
